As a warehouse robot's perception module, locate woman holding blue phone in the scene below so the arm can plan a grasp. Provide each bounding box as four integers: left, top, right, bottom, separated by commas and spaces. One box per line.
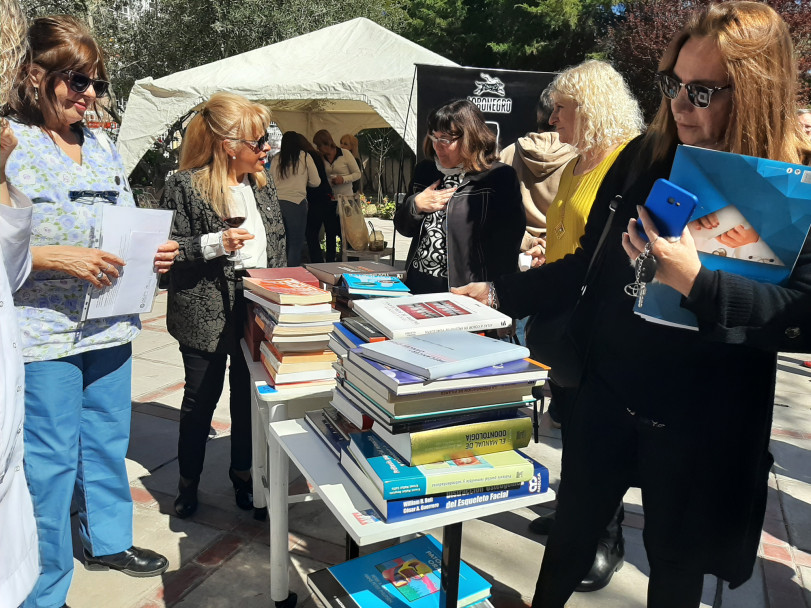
454, 3, 811, 607
4, 16, 177, 607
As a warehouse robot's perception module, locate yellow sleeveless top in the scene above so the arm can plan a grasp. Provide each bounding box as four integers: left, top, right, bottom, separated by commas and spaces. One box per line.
545, 141, 629, 264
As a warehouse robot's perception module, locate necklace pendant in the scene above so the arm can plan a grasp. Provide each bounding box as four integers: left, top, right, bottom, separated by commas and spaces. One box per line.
554, 222, 566, 239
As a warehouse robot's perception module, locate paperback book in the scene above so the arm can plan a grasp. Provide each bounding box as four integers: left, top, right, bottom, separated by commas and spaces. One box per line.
352, 293, 512, 339
347, 431, 535, 499
243, 277, 332, 305
342, 318, 388, 343
357, 331, 529, 380
260, 345, 336, 384
254, 306, 334, 335
307, 534, 490, 608
342, 274, 410, 297
247, 266, 320, 287
347, 351, 547, 396
245, 290, 340, 323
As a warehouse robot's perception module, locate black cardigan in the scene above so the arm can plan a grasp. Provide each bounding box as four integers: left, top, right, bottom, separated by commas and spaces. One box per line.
160, 169, 287, 353
496, 135, 811, 586
395, 159, 526, 288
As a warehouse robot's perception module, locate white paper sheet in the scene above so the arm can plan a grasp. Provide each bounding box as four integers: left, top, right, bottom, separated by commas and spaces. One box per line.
83, 205, 173, 320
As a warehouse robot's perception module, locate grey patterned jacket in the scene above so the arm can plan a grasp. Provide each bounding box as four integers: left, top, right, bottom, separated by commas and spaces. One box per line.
160, 169, 286, 353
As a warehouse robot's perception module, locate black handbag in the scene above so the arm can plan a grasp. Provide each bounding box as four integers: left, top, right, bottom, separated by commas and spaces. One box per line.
525, 195, 621, 388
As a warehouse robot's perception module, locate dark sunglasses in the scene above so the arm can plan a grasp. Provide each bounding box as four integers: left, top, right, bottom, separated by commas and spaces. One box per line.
60, 70, 110, 98
232, 133, 270, 152
655, 72, 731, 109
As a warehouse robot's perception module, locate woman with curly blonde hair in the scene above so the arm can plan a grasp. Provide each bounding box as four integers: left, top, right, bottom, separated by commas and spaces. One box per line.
522, 59, 644, 593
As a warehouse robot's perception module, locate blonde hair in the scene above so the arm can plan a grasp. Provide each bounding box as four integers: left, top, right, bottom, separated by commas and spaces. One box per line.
339, 133, 359, 157
0, 0, 27, 111
648, 1, 811, 164
179, 92, 272, 218
549, 59, 645, 155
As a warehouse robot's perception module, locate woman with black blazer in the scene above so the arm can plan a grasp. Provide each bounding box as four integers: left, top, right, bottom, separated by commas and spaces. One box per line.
159, 92, 286, 518
394, 99, 525, 294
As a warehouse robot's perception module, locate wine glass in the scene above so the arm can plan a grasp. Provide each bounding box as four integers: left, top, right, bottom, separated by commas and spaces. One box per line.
223, 195, 252, 263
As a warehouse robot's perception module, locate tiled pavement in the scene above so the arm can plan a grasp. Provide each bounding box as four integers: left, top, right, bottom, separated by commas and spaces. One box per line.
62, 219, 811, 608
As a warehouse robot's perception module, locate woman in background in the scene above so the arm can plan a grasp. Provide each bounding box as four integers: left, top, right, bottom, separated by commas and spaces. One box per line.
159, 92, 286, 519
306, 129, 360, 262
394, 99, 525, 294
272, 131, 320, 266
4, 16, 176, 607
339, 133, 362, 193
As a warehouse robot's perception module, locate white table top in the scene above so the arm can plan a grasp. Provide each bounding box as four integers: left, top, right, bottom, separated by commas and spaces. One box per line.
269, 418, 556, 545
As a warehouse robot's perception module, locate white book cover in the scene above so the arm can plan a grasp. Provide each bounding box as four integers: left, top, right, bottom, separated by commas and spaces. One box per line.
357, 331, 529, 379
351, 292, 511, 339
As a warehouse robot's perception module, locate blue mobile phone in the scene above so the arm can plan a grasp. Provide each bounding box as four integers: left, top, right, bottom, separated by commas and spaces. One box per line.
638, 179, 698, 241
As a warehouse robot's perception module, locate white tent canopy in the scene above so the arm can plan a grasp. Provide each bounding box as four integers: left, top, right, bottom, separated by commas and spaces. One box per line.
116, 18, 459, 175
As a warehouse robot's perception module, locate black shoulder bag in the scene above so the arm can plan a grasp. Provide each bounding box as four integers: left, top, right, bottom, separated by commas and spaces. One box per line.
524, 195, 621, 388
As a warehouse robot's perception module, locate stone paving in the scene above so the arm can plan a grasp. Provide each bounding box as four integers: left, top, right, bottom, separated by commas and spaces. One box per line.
61, 220, 811, 608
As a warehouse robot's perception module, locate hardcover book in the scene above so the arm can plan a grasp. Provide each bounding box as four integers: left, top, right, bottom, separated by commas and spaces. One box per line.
245, 290, 341, 323
307, 534, 490, 608
341, 364, 534, 419
330, 385, 526, 435
340, 445, 549, 523
357, 331, 530, 380
352, 293, 512, 339
247, 266, 320, 287
373, 412, 533, 466
347, 352, 548, 396
636, 145, 811, 329
343, 317, 388, 343
342, 274, 411, 297
347, 431, 535, 499
243, 277, 332, 305
305, 261, 406, 286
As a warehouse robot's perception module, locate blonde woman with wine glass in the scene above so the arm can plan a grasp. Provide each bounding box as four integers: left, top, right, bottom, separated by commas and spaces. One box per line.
159, 92, 286, 519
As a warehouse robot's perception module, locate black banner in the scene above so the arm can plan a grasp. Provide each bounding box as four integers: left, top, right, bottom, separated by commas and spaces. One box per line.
415, 65, 556, 161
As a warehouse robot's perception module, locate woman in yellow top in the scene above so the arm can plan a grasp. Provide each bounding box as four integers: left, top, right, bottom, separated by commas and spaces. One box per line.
525, 59, 644, 593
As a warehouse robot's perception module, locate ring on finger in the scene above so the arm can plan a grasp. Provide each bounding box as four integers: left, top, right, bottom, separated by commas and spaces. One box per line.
96, 270, 105, 280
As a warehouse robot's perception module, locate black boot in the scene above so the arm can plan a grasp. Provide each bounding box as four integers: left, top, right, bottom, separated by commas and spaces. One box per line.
174, 476, 199, 519
576, 502, 625, 592
229, 467, 253, 511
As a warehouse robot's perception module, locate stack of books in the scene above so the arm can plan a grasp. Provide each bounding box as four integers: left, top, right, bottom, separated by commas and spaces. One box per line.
305, 261, 407, 314
308, 534, 491, 608
243, 276, 340, 398
308, 312, 550, 522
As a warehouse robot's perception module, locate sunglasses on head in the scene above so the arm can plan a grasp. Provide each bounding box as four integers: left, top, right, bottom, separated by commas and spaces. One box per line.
232, 133, 270, 152
655, 72, 731, 109
60, 70, 110, 98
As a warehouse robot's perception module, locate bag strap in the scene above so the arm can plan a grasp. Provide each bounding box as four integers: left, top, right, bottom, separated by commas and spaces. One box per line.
579, 196, 620, 297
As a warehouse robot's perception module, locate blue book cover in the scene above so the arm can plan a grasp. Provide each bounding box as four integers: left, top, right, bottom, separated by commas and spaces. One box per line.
357, 331, 529, 380
307, 534, 490, 608
334, 321, 366, 348
347, 351, 547, 396
637, 145, 811, 329
340, 446, 549, 523
343, 274, 411, 296
347, 432, 535, 499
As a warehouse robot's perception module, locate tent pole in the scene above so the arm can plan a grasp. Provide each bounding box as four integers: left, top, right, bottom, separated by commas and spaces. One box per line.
393, 66, 418, 269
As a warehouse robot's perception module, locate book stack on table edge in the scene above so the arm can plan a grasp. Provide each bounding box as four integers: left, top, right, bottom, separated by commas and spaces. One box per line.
305, 261, 407, 315
307, 297, 551, 524
308, 533, 492, 608
243, 275, 339, 398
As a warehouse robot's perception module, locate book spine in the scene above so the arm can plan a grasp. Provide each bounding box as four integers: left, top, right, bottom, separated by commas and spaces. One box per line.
382, 467, 548, 522
389, 318, 510, 339
382, 460, 534, 499
396, 417, 533, 466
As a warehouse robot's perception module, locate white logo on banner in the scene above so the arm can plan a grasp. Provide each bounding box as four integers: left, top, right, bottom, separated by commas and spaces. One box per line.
469, 73, 513, 114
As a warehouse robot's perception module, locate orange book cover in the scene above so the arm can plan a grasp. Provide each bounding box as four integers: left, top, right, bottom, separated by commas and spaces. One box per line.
244, 277, 332, 305
264, 340, 337, 364
247, 266, 320, 288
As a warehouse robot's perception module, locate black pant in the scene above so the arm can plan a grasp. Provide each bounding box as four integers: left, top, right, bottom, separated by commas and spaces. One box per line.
177, 340, 252, 481
532, 376, 705, 608
305, 198, 340, 263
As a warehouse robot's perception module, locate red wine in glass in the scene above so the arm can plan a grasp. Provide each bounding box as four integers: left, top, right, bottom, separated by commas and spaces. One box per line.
224, 196, 251, 262
224, 216, 246, 228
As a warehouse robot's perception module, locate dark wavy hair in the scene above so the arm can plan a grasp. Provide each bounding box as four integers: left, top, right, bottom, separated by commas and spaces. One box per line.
422, 99, 498, 172
4, 15, 108, 127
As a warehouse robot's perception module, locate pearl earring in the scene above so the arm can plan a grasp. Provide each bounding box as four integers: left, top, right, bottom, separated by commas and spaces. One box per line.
231, 156, 236, 160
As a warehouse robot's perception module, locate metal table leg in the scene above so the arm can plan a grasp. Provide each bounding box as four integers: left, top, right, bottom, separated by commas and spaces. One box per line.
440, 523, 463, 608
269, 404, 296, 607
